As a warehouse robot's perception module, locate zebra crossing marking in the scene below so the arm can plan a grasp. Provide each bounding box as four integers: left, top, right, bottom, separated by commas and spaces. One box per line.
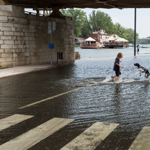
0, 117, 74, 150
1, 114, 150, 150
18, 88, 82, 109
128, 126, 150, 150
0, 114, 33, 132
61, 122, 119, 150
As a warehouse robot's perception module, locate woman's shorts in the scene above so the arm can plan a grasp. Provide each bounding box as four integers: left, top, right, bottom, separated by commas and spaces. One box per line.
115, 71, 121, 77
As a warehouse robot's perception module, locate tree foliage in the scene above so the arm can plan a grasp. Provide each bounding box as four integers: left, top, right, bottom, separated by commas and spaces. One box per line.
61, 9, 87, 37
138, 37, 150, 44
113, 23, 138, 43
89, 10, 114, 34
61, 9, 138, 43
81, 16, 92, 38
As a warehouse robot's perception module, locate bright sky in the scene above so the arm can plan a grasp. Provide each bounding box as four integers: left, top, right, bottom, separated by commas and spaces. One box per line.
26, 8, 150, 38
80, 8, 150, 39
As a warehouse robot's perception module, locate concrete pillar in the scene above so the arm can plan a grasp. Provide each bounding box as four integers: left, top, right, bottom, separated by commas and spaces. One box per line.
0, 5, 75, 68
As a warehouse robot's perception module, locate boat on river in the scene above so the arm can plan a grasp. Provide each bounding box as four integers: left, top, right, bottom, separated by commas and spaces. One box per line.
80, 28, 129, 49
80, 37, 100, 49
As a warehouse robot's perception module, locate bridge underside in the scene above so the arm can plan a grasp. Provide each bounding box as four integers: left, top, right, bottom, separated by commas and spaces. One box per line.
1, 0, 150, 9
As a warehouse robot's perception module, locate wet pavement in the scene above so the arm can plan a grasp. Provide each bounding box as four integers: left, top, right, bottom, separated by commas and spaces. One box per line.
0, 48, 150, 149
0, 64, 56, 79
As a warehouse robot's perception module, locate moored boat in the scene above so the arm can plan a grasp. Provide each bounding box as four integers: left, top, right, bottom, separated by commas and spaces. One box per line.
80, 37, 100, 49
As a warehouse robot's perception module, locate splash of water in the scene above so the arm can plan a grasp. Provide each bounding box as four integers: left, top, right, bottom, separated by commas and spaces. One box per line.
58, 72, 150, 88
99, 71, 150, 85
128, 71, 140, 79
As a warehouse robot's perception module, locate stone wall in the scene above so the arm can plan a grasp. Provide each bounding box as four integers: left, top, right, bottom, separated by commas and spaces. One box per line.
0, 5, 75, 67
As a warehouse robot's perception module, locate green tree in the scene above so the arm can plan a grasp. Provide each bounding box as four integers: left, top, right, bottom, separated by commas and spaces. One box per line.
61, 9, 138, 43
61, 8, 87, 37
89, 10, 114, 34
113, 24, 138, 43
81, 16, 92, 38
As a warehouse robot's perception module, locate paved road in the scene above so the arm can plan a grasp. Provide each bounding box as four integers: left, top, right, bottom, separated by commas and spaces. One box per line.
0, 110, 150, 150
0, 60, 150, 150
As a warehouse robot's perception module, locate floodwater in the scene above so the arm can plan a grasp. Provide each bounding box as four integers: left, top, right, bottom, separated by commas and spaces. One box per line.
0, 46, 150, 149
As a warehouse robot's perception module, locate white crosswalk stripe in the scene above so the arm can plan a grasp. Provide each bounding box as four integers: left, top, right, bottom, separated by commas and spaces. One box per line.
0, 114, 33, 132
128, 126, 150, 150
0, 117, 74, 150
1, 114, 150, 150
61, 122, 119, 150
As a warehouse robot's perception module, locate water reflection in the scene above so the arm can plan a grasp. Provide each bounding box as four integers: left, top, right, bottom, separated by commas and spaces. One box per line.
112, 84, 122, 123
57, 50, 150, 129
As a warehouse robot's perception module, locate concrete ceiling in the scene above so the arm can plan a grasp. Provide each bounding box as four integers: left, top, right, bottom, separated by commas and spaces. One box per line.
2, 0, 150, 9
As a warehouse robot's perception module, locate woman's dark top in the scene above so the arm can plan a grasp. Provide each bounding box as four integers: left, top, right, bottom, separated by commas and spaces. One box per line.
113, 58, 120, 71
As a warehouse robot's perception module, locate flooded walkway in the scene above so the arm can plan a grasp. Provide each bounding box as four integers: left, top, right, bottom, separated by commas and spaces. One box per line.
0, 64, 56, 79
0, 47, 150, 149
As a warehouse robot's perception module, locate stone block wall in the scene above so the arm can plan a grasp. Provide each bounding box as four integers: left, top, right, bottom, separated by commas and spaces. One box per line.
0, 5, 75, 68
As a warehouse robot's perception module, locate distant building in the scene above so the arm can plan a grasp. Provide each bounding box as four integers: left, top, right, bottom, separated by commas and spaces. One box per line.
89, 28, 111, 42
80, 28, 128, 49
74, 37, 85, 45
89, 34, 100, 42
92, 28, 105, 34
100, 33, 111, 41
80, 37, 100, 49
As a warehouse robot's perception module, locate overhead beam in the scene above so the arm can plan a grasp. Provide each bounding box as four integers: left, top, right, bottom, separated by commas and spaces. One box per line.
1, 0, 150, 9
